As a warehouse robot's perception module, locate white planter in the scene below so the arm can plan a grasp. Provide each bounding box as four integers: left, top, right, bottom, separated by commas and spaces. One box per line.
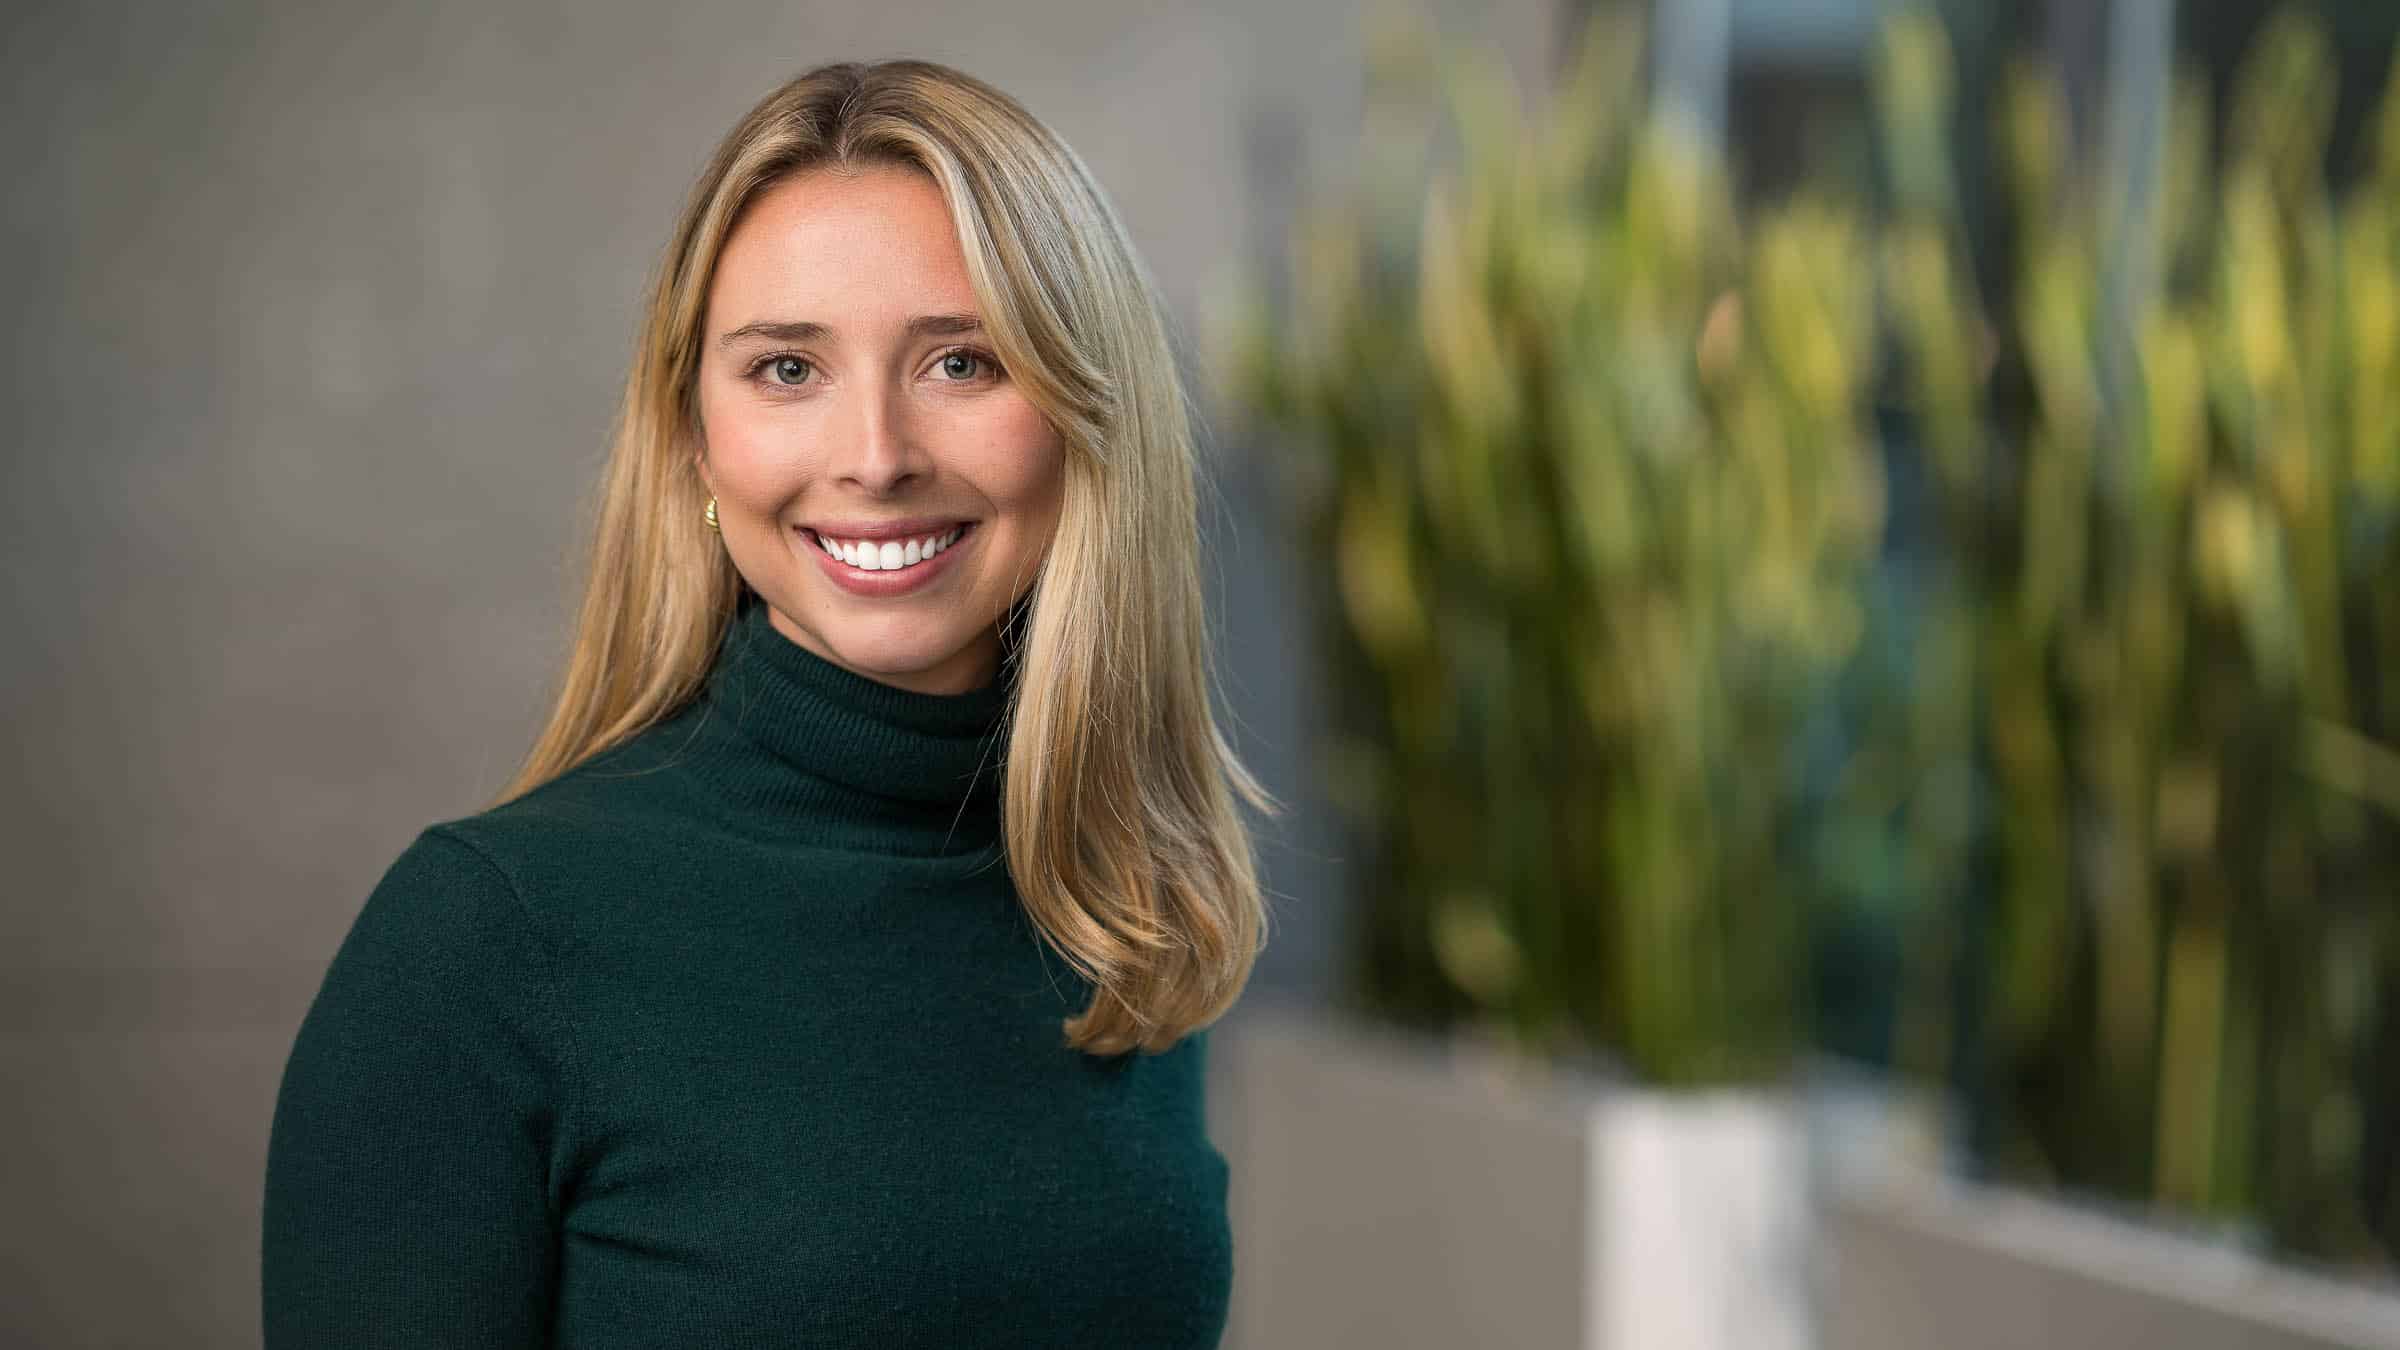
1206, 1006, 1816, 1350
1590, 1088, 1811, 1350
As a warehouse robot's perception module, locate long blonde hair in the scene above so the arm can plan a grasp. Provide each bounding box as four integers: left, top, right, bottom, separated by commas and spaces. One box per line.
490, 60, 1271, 1055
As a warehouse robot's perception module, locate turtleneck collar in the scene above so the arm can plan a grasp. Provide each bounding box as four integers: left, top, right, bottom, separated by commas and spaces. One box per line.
688, 594, 1015, 853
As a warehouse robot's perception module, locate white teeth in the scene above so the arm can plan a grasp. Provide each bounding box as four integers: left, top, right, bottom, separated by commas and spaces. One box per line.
819, 526, 964, 573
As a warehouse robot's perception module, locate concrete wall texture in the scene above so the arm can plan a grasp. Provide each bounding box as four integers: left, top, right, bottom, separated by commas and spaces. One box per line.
0, 0, 1558, 1343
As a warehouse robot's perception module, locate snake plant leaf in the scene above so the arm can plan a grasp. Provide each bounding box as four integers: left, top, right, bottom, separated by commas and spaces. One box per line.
2341, 199, 2400, 507
1432, 890, 1523, 1005
1335, 484, 1429, 662
2227, 9, 2336, 211
2156, 74, 2216, 283
2002, 60, 2072, 254
1883, 223, 1989, 495
1543, 6, 1644, 194
1873, 10, 1960, 221
2139, 310, 2208, 503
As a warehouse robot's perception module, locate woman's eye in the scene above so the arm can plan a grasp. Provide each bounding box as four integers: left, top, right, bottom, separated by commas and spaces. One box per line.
761, 355, 811, 387
937, 350, 991, 381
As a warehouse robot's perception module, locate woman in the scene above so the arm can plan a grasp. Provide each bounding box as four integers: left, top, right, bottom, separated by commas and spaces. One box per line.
262, 58, 1269, 1348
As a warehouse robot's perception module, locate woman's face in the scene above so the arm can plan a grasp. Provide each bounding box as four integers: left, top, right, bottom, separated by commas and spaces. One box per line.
695, 163, 1065, 696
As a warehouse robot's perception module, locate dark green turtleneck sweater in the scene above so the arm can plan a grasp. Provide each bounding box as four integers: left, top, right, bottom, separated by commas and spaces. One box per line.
262, 596, 1231, 1347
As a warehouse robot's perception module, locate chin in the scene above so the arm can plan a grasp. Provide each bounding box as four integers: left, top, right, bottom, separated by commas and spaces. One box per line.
760, 591, 997, 694
833, 638, 951, 679
821, 620, 987, 689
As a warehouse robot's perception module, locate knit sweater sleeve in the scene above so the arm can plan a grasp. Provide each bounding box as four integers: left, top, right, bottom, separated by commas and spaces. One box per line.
262, 825, 577, 1348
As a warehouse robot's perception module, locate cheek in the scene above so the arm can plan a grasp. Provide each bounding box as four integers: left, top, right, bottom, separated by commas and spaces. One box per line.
969, 405, 1068, 515
700, 404, 818, 508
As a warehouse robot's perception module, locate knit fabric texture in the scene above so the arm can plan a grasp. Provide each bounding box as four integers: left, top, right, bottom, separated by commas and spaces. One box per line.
262, 595, 1232, 1347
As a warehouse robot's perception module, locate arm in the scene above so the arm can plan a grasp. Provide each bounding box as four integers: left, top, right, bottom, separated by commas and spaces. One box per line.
262, 826, 577, 1347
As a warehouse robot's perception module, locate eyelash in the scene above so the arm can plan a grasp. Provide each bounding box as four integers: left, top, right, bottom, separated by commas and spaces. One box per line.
745, 345, 1002, 391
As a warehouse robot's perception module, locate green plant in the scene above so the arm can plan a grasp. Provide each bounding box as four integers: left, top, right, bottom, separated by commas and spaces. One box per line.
1222, 0, 2398, 1272
1226, 10, 1885, 1086
1875, 6, 2400, 1267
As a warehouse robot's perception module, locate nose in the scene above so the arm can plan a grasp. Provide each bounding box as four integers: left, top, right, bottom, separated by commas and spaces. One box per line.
830, 379, 928, 497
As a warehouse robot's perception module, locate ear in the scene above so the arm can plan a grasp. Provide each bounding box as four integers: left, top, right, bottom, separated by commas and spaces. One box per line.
690, 438, 713, 496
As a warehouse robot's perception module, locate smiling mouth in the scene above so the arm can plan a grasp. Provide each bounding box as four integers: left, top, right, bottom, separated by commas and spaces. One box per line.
803, 522, 974, 573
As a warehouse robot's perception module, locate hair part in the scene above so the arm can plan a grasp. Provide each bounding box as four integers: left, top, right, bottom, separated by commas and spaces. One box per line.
490, 59, 1272, 1055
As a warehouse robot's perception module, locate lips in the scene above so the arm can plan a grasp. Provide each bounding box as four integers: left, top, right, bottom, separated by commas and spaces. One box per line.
799, 520, 976, 595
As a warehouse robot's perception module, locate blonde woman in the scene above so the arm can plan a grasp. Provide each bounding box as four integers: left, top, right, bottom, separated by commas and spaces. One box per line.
262, 59, 1268, 1347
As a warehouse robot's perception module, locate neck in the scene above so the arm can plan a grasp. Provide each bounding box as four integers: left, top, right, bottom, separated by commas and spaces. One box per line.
685, 594, 1016, 858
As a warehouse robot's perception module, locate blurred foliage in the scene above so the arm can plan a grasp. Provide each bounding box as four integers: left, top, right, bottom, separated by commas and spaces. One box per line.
1221, 1, 2399, 1271
1875, 6, 2400, 1270
1226, 7, 1885, 1087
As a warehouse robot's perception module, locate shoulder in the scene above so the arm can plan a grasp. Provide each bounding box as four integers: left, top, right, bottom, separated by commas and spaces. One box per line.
297, 825, 569, 1066
396, 705, 719, 933
289, 719, 728, 1083
340, 825, 547, 971
306, 727, 712, 1046
438, 704, 712, 866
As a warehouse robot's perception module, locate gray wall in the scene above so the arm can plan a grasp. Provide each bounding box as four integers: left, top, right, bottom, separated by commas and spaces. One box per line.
0, 0, 1557, 1342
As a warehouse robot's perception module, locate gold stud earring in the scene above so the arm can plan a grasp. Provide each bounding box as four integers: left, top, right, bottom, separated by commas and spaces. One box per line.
704, 497, 720, 532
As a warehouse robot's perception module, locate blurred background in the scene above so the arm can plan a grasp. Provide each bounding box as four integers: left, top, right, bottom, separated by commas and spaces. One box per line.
4, 0, 2397, 1345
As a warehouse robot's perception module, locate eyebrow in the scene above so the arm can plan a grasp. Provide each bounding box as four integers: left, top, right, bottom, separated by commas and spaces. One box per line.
715, 313, 986, 349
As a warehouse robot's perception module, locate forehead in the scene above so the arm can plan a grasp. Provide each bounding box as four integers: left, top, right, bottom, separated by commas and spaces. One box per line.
707, 163, 979, 322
